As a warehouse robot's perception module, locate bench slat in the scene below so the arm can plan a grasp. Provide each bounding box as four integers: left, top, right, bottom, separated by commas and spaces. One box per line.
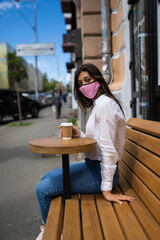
123, 150, 160, 198
43, 196, 63, 240
95, 194, 125, 240
126, 128, 160, 156
81, 194, 103, 240
119, 160, 160, 224
112, 186, 148, 240
119, 174, 160, 240
127, 118, 160, 137
63, 195, 81, 240
124, 139, 160, 176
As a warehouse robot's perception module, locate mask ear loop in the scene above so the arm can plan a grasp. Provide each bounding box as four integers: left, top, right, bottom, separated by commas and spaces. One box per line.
99, 84, 104, 94
100, 87, 103, 93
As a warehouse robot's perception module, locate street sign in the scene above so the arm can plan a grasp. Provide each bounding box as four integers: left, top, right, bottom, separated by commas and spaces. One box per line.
16, 43, 55, 56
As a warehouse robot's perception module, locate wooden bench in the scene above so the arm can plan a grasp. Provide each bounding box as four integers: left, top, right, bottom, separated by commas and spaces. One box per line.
42, 118, 160, 240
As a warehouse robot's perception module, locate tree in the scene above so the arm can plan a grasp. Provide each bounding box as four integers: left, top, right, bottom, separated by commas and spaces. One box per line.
7, 51, 28, 124
7, 51, 28, 90
43, 73, 58, 92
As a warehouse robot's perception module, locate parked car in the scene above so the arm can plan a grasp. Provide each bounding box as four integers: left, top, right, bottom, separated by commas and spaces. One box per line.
0, 89, 41, 123
30, 92, 54, 107
44, 93, 53, 106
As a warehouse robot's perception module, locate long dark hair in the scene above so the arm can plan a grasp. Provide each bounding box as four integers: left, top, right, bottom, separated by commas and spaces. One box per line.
74, 63, 124, 116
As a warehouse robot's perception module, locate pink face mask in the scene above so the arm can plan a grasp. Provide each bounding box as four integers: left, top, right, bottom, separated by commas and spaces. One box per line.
79, 81, 100, 99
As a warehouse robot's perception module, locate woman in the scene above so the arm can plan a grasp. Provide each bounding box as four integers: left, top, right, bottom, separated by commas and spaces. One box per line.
54, 88, 62, 119
36, 63, 135, 240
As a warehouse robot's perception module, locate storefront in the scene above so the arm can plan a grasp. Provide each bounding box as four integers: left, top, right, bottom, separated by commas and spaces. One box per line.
128, 0, 160, 121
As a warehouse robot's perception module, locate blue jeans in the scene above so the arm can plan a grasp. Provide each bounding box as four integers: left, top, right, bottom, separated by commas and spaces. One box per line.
36, 158, 119, 224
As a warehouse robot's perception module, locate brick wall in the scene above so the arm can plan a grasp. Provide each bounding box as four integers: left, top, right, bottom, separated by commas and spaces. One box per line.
81, 0, 103, 72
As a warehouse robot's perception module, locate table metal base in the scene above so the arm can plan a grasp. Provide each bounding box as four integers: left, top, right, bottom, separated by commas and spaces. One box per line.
62, 154, 71, 199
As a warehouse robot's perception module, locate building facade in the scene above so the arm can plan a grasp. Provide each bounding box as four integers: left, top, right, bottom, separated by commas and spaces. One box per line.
0, 42, 43, 92
0, 42, 10, 89
60, 0, 160, 121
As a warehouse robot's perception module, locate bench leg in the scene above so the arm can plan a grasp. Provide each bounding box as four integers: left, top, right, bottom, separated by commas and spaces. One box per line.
62, 154, 71, 199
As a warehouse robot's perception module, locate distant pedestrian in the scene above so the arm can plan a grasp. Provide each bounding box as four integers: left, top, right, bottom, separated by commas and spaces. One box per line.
68, 92, 72, 108
62, 92, 67, 102
54, 89, 62, 119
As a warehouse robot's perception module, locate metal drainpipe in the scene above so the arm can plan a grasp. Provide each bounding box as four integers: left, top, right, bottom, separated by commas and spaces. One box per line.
101, 0, 112, 84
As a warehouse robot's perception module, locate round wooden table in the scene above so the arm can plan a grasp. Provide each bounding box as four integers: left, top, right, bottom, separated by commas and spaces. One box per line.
29, 137, 96, 199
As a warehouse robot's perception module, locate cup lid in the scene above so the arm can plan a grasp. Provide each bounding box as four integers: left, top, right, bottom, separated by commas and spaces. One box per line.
61, 122, 73, 127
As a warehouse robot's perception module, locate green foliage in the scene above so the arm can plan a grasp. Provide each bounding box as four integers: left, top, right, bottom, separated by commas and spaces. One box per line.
8, 122, 33, 127
68, 117, 77, 126
7, 51, 28, 89
66, 83, 71, 93
43, 73, 58, 92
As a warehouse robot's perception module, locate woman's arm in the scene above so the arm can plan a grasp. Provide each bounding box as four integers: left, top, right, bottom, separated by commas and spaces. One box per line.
97, 102, 119, 191
96, 101, 135, 203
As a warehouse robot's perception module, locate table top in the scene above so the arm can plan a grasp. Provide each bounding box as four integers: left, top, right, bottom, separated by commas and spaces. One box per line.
29, 137, 97, 154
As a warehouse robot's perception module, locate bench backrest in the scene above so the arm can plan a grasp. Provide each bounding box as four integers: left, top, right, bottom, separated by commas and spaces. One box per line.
119, 117, 160, 224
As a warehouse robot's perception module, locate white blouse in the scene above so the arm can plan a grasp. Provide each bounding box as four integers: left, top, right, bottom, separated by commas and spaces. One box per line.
80, 94, 126, 191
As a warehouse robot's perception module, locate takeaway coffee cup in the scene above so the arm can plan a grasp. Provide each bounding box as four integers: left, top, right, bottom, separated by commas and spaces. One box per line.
61, 122, 73, 139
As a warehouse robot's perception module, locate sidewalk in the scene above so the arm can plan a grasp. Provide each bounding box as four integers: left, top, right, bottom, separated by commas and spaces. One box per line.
0, 102, 83, 240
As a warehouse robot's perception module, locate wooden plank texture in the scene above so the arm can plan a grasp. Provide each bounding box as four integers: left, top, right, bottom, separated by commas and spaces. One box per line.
81, 194, 103, 240
29, 137, 96, 154
124, 139, 160, 175
95, 194, 125, 240
122, 150, 160, 198
63, 195, 81, 240
126, 128, 160, 156
119, 160, 160, 224
127, 118, 160, 137
119, 174, 160, 240
43, 196, 63, 240
112, 187, 148, 240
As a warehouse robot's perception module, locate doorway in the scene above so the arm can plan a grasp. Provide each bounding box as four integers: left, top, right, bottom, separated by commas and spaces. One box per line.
129, 0, 160, 120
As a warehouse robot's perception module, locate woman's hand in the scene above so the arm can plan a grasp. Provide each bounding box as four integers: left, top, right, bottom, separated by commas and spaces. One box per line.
59, 126, 81, 138
72, 126, 81, 138
102, 191, 135, 204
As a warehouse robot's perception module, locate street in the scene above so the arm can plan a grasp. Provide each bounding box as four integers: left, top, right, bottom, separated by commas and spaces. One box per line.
0, 103, 82, 240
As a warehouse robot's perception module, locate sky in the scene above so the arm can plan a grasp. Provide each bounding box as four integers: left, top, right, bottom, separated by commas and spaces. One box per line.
0, 0, 71, 85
